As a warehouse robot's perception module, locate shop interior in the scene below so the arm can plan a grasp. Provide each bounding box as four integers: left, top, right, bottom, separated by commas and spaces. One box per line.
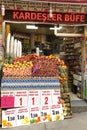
5, 22, 84, 100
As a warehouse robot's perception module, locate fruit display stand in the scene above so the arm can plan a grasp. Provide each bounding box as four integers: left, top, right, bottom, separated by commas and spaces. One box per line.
1, 54, 72, 128
61, 93, 72, 119
1, 77, 64, 128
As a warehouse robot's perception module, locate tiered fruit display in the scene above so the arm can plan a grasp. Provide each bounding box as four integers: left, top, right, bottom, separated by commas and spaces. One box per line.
61, 93, 72, 118
3, 53, 68, 80
58, 65, 69, 93
14, 54, 62, 77
3, 61, 33, 77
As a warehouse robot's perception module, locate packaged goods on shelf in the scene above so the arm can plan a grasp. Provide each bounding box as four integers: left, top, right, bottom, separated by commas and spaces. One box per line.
64, 37, 82, 94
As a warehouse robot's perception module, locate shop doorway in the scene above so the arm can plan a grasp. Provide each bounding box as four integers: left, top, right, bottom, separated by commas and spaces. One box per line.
4, 21, 84, 100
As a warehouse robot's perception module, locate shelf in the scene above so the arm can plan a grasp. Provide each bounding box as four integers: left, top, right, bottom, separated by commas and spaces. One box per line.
64, 37, 82, 92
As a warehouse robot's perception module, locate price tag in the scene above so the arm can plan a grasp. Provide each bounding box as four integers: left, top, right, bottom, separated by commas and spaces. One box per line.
1, 97, 14, 108
41, 90, 51, 106
51, 107, 64, 121
51, 89, 64, 121
1, 91, 14, 108
28, 90, 40, 107
2, 109, 16, 128
14, 90, 28, 107
51, 89, 61, 106
16, 107, 30, 126
30, 107, 41, 124
40, 90, 51, 122
40, 107, 51, 122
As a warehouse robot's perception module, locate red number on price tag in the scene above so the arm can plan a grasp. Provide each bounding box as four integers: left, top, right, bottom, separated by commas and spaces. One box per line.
57, 96, 61, 104
19, 98, 22, 106
1, 96, 14, 108
32, 97, 35, 105
45, 97, 48, 105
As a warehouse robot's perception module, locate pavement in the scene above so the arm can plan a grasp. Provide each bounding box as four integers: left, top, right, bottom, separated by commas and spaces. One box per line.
0, 112, 87, 130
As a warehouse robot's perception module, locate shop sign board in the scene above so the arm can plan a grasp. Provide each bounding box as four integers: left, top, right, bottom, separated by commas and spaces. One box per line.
4, 10, 87, 24
25, 0, 87, 3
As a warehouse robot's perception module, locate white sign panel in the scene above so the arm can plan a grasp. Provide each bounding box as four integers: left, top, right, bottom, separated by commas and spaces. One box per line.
51, 89, 64, 121
2, 109, 16, 128
16, 107, 30, 126
40, 90, 51, 122
14, 90, 28, 107
28, 90, 40, 107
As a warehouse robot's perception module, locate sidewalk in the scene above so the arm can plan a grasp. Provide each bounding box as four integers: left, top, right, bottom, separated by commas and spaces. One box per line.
0, 112, 87, 130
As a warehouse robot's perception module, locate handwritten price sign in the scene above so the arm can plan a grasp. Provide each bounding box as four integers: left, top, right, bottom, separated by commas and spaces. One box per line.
14, 90, 28, 107
41, 90, 51, 106
52, 89, 61, 105
28, 90, 40, 107
51, 89, 61, 105
1, 91, 14, 108
1, 96, 14, 108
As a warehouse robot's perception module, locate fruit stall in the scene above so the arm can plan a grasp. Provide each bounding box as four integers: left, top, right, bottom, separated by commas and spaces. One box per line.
0, 18, 72, 127
0, 52, 72, 128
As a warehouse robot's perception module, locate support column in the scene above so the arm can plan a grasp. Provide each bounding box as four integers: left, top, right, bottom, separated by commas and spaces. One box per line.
82, 26, 87, 98
0, 13, 4, 61
6, 23, 10, 39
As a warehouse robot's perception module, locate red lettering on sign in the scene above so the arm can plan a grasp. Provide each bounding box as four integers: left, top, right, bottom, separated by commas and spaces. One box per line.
13, 11, 19, 19
31, 13, 37, 20
57, 14, 63, 22
7, 10, 86, 24
37, 13, 42, 21
42, 13, 47, 22
45, 97, 48, 105
19, 12, 24, 19
70, 14, 75, 22
52, 14, 57, 22
65, 14, 69, 22
25, 12, 30, 20
81, 15, 85, 22
47, 14, 51, 21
